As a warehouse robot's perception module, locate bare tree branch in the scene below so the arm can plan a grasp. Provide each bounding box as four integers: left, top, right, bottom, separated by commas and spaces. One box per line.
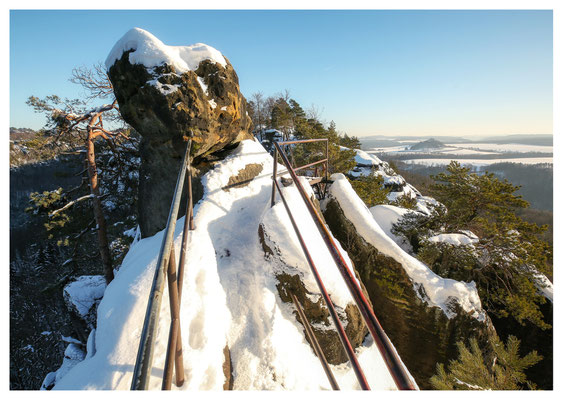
48, 194, 94, 218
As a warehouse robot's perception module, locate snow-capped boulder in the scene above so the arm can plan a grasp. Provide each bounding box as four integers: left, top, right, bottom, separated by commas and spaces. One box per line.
322, 174, 496, 389
106, 28, 253, 236
63, 275, 107, 330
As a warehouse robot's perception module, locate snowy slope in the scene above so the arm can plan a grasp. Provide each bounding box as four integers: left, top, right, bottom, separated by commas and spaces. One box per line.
369, 205, 414, 252
53, 139, 404, 390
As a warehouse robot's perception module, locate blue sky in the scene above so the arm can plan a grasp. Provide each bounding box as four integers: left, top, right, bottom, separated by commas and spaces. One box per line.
10, 10, 553, 137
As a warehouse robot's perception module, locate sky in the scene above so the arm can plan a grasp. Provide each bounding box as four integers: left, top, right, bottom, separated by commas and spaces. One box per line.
9, 9, 553, 137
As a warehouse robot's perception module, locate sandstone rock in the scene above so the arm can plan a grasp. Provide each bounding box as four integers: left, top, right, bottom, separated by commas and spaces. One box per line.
63, 275, 106, 331
223, 163, 263, 191
322, 198, 496, 388
222, 345, 233, 390
106, 28, 253, 236
258, 223, 368, 365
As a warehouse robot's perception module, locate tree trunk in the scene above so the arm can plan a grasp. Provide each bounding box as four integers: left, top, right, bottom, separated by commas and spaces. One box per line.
86, 131, 114, 284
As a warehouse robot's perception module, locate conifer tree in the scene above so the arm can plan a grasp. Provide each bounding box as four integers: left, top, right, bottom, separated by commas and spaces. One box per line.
430, 335, 542, 390
393, 161, 552, 328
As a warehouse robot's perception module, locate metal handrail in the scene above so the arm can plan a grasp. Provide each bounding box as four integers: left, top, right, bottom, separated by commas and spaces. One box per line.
289, 292, 339, 390
271, 140, 417, 390
272, 175, 370, 389
131, 138, 194, 390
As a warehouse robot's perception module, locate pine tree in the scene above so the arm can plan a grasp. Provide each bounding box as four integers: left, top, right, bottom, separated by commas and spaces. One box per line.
350, 175, 390, 207
430, 335, 542, 390
395, 161, 552, 329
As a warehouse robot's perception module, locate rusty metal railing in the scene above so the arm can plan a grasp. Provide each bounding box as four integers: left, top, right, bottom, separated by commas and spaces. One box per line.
271, 139, 329, 207
289, 292, 339, 390
131, 136, 195, 390
271, 139, 417, 391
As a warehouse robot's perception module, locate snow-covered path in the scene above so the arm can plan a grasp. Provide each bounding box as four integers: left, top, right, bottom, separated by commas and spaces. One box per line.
192, 140, 398, 389
53, 139, 400, 390
202, 155, 281, 388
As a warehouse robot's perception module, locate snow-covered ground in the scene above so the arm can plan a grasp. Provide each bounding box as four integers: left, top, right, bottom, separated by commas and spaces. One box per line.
367, 142, 552, 155
52, 139, 403, 390
450, 143, 553, 153
366, 141, 552, 167
401, 157, 553, 167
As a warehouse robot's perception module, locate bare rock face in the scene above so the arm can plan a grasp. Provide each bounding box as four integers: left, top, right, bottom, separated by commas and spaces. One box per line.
106, 28, 253, 236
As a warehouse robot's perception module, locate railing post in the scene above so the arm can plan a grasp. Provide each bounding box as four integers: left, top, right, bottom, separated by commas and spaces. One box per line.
271, 145, 278, 207
325, 139, 329, 198
130, 142, 190, 390
289, 292, 339, 390
162, 246, 185, 389
187, 157, 195, 231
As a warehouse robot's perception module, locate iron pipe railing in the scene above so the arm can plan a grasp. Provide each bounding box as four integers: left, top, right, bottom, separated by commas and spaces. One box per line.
131, 138, 193, 390
289, 292, 339, 390
272, 175, 370, 389
162, 246, 184, 389
292, 158, 328, 173
272, 140, 417, 390
271, 139, 328, 207
162, 138, 195, 389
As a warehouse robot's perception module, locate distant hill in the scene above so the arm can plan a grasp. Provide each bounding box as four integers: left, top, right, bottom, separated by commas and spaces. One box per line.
409, 138, 445, 150
10, 127, 37, 141
359, 134, 553, 148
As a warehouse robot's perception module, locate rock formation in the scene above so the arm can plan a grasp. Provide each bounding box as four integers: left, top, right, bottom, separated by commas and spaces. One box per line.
106, 28, 253, 236
322, 190, 496, 388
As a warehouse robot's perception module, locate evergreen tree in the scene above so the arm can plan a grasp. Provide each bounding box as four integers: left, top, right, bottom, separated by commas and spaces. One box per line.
349, 174, 390, 207
393, 161, 552, 329
339, 133, 361, 149
430, 335, 542, 390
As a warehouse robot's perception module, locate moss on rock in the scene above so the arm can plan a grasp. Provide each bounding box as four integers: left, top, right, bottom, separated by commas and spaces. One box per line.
322, 198, 496, 388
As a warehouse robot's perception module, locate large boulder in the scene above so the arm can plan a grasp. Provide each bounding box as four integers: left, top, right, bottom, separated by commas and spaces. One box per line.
106, 28, 253, 236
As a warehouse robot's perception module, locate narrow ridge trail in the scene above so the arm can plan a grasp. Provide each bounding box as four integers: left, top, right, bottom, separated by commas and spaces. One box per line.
185, 139, 397, 389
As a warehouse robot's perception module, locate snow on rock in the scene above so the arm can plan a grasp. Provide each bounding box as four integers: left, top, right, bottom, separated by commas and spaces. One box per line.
534, 273, 553, 302
53, 139, 403, 390
260, 178, 400, 389
353, 148, 383, 167
328, 173, 485, 321
63, 275, 107, 318
105, 27, 227, 72
370, 204, 415, 252
196, 76, 209, 95
41, 343, 86, 390
427, 232, 479, 247
53, 209, 231, 390
146, 77, 180, 96
262, 177, 362, 309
